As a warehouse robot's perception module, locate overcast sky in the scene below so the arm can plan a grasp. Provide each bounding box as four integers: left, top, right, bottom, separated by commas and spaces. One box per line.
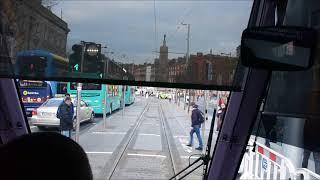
52, 1, 252, 64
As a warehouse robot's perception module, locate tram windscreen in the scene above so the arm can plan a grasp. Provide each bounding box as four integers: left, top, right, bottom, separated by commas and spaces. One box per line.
0, 1, 252, 90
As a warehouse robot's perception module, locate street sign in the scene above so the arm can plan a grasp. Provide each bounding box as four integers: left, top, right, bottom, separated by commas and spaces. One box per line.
261, 157, 269, 172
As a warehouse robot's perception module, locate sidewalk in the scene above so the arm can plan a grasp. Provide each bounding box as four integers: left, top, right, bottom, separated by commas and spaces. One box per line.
161, 100, 219, 179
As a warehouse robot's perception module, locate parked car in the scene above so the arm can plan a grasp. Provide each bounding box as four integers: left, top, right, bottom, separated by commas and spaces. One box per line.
31, 98, 94, 129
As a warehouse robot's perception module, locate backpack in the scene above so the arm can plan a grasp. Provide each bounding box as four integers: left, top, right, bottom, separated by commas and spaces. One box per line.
198, 110, 205, 124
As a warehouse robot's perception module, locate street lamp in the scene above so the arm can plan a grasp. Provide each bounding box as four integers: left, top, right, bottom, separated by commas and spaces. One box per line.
181, 22, 192, 112
181, 22, 190, 64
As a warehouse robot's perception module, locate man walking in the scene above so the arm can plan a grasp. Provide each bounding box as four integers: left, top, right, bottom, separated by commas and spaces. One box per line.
187, 102, 204, 151
57, 97, 74, 138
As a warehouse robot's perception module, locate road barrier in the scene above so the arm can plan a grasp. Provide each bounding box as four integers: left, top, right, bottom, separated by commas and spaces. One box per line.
295, 168, 320, 179
240, 139, 297, 179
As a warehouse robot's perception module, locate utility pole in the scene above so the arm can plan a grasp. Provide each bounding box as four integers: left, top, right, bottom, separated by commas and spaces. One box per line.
103, 84, 108, 129
183, 89, 186, 110
202, 90, 208, 142
181, 23, 191, 113
187, 89, 191, 114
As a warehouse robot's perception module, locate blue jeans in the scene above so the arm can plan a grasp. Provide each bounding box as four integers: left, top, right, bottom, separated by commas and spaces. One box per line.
61, 130, 71, 138
189, 125, 203, 148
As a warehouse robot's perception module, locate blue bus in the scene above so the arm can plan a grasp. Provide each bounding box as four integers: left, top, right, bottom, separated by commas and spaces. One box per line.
16, 49, 69, 116
18, 80, 58, 116
15, 49, 69, 78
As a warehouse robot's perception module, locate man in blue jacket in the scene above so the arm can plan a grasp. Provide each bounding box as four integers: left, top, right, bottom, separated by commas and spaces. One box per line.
57, 97, 73, 138
187, 102, 204, 150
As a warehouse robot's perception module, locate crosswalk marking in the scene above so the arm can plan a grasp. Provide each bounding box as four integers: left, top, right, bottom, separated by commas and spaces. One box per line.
86, 152, 113, 154
91, 131, 126, 135
139, 133, 160, 137
127, 153, 166, 158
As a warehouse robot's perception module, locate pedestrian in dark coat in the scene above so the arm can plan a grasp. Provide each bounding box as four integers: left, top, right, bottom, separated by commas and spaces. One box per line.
57, 97, 73, 138
187, 102, 204, 150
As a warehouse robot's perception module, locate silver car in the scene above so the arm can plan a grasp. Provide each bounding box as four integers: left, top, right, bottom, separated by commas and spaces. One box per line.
31, 98, 94, 129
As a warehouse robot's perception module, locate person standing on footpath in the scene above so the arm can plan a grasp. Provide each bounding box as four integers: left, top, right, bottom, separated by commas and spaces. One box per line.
57, 97, 74, 138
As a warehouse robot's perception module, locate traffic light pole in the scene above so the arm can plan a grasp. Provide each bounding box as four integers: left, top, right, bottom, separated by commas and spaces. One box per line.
75, 83, 82, 142
75, 41, 86, 143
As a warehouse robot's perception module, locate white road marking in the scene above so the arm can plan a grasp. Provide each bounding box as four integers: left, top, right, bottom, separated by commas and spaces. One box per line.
91, 131, 126, 135
139, 133, 160, 137
86, 152, 113, 154
179, 138, 193, 153
127, 153, 166, 158
181, 156, 201, 159
174, 135, 189, 138
143, 123, 158, 126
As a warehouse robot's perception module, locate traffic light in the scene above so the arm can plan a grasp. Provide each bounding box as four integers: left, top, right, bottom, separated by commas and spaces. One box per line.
69, 44, 82, 72
83, 42, 102, 75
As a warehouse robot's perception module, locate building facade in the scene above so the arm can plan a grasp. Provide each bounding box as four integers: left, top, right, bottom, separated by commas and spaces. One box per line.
133, 63, 155, 82
14, 0, 69, 59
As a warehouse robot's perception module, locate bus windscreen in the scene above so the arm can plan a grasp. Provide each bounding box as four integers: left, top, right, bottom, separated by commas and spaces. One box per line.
70, 83, 101, 90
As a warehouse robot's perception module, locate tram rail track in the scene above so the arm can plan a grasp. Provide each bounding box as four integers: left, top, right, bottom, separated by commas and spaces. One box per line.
102, 99, 178, 180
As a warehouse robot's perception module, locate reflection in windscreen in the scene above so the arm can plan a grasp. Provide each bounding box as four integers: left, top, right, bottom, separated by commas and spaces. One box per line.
0, 1, 251, 89
41, 99, 62, 107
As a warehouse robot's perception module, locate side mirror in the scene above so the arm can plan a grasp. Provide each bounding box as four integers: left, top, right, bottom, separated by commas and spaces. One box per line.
241, 26, 317, 71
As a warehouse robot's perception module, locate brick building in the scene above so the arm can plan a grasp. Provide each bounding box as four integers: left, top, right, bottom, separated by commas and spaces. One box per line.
168, 57, 187, 83
168, 52, 238, 86
133, 63, 155, 82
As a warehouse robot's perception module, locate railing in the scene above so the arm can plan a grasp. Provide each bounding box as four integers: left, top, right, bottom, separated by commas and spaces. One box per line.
295, 168, 320, 180
240, 139, 296, 179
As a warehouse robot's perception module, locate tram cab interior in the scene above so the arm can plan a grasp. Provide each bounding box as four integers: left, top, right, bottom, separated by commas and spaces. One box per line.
0, 0, 320, 179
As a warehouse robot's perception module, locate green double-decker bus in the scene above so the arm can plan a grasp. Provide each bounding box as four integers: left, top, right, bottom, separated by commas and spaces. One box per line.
67, 83, 123, 114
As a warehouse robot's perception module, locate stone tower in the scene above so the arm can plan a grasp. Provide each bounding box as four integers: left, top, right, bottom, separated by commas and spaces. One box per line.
155, 34, 168, 82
